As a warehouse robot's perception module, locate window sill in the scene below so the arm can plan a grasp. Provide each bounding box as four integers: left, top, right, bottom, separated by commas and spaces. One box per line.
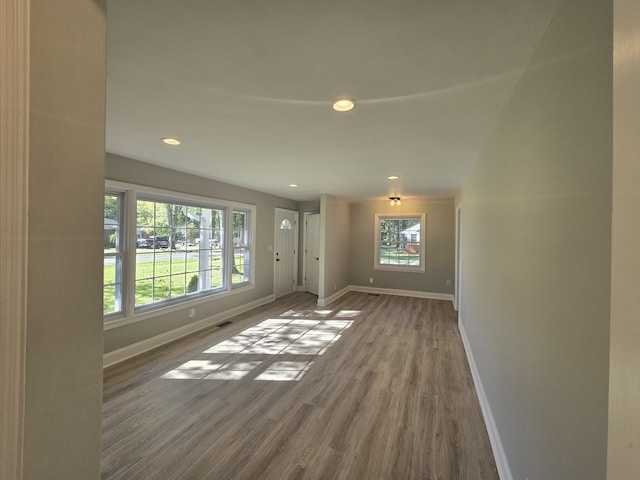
104, 283, 255, 331
373, 264, 426, 274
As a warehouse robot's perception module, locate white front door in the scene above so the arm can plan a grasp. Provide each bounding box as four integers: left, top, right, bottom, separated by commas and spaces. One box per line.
274, 209, 298, 298
305, 213, 320, 296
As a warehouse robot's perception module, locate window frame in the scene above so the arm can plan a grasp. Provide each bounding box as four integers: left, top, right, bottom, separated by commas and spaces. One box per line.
231, 208, 252, 287
133, 196, 228, 311
104, 190, 125, 317
373, 212, 426, 273
104, 181, 256, 326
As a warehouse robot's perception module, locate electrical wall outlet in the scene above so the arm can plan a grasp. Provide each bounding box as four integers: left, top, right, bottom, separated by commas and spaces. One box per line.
189, 308, 195, 318
446, 279, 451, 286
369, 277, 374, 283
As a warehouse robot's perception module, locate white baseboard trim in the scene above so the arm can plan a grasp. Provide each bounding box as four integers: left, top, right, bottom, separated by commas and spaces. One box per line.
458, 318, 513, 480
317, 286, 350, 306
349, 285, 455, 303
317, 285, 455, 307
103, 294, 275, 368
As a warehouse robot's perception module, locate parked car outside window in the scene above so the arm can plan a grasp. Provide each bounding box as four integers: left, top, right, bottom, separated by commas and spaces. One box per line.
137, 237, 150, 248
149, 236, 170, 249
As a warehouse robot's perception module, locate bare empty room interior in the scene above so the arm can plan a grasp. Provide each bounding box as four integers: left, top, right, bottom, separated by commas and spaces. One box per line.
2, 1, 640, 479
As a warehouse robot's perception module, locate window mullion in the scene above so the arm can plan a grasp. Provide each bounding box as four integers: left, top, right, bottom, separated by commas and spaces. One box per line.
225, 207, 233, 289
125, 188, 137, 316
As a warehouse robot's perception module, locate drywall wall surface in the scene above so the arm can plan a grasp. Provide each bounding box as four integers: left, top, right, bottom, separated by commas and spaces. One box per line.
104, 154, 298, 353
23, 1, 107, 478
106, 153, 298, 210
607, 0, 640, 477
319, 195, 350, 301
349, 198, 455, 295
299, 200, 320, 212
458, 0, 612, 478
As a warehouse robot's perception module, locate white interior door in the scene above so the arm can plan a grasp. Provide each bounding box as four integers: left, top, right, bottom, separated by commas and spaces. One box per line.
274, 209, 297, 298
305, 213, 320, 296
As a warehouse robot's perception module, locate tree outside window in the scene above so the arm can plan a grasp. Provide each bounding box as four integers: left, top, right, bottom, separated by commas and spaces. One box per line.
374, 213, 426, 272
103, 183, 255, 319
104, 193, 123, 315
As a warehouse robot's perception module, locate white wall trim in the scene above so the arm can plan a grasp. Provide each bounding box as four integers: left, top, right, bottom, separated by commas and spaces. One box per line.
104, 294, 274, 368
0, 1, 29, 476
104, 283, 256, 331
349, 285, 455, 303
458, 317, 513, 480
317, 286, 350, 306
454, 204, 462, 312
318, 285, 455, 306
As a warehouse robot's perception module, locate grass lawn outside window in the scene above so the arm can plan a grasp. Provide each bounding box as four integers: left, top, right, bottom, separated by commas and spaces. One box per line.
104, 182, 255, 319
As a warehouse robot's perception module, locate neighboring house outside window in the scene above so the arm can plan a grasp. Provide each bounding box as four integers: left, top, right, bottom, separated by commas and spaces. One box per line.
374, 213, 426, 273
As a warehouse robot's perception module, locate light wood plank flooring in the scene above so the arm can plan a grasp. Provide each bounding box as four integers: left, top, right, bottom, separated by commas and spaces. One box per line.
102, 292, 498, 480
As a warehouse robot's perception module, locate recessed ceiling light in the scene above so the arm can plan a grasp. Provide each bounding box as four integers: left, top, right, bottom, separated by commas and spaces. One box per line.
388, 175, 399, 180
289, 184, 298, 188
161, 137, 181, 146
332, 98, 355, 112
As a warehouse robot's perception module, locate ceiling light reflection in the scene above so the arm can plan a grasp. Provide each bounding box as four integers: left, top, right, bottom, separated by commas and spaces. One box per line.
161, 137, 181, 146
332, 98, 355, 112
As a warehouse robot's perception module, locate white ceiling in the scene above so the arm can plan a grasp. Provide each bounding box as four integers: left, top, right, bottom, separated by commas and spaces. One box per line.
106, 0, 560, 201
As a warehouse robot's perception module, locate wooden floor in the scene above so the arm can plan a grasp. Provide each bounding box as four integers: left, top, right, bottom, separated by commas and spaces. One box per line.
102, 292, 498, 480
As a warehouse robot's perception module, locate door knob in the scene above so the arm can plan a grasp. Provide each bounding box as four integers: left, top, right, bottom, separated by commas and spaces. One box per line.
276, 258, 280, 262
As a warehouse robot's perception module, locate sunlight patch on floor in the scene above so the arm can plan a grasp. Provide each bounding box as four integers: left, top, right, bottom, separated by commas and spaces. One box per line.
203, 318, 353, 356
255, 361, 314, 381
161, 308, 359, 382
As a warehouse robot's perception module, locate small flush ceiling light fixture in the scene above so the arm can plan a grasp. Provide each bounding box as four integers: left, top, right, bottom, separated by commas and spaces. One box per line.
389, 196, 402, 206
332, 98, 355, 112
289, 184, 298, 188
161, 137, 181, 146
387, 175, 399, 180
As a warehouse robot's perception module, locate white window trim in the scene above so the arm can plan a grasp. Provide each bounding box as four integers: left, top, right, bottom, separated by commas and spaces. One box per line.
103, 190, 126, 318
373, 212, 426, 273
230, 207, 255, 288
104, 180, 256, 327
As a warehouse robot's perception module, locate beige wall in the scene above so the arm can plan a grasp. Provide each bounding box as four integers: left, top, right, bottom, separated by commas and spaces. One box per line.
104, 154, 298, 354
458, 0, 612, 478
318, 195, 351, 302
349, 198, 455, 294
608, 0, 640, 477
24, 1, 106, 478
